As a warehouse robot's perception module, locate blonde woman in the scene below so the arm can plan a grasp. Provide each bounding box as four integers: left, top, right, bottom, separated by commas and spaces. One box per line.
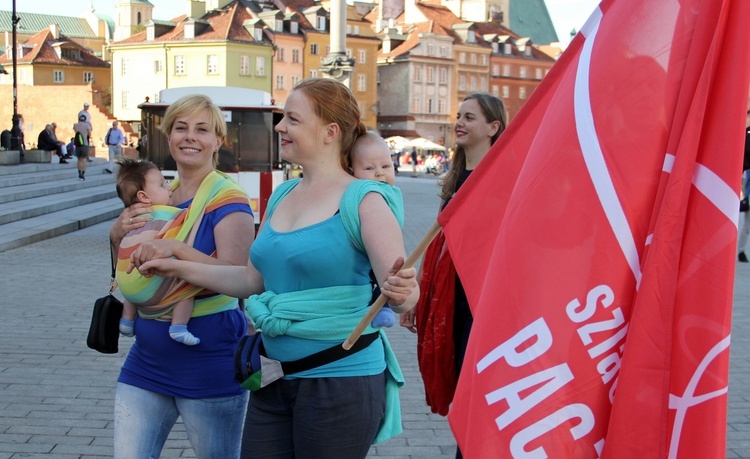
110, 94, 254, 458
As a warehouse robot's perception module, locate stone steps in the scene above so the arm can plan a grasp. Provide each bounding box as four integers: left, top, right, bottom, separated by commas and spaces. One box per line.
0, 158, 122, 253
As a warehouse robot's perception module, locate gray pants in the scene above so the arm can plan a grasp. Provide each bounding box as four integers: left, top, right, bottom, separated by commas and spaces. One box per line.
107, 144, 122, 172
241, 372, 386, 458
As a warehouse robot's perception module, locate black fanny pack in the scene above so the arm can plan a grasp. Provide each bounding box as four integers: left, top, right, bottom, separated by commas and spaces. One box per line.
234, 332, 380, 391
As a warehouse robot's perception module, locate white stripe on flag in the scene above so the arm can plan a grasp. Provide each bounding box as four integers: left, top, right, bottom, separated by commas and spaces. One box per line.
574, 10, 643, 287
692, 163, 740, 229
663, 153, 675, 173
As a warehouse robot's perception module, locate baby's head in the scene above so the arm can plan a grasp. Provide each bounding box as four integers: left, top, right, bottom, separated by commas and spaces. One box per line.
116, 158, 171, 207
350, 132, 395, 186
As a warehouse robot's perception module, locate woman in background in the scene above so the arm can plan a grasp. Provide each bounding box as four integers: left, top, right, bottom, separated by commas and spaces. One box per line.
400, 92, 507, 459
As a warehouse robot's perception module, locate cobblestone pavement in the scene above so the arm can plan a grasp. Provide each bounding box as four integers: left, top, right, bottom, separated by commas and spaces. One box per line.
0, 175, 748, 458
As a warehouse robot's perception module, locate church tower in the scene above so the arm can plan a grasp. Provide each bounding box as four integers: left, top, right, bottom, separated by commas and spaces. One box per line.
113, 0, 155, 42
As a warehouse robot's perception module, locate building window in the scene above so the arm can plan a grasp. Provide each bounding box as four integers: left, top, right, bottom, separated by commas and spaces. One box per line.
426, 66, 434, 83
174, 55, 185, 75
292, 48, 301, 63
412, 97, 420, 113
276, 19, 283, 31
492, 85, 499, 97
121, 58, 128, 76
503, 64, 511, 76
438, 99, 447, 114
277, 47, 285, 62
440, 46, 448, 57
346, 48, 352, 59
358, 49, 366, 64
83, 71, 94, 83
154, 60, 163, 74
53, 70, 64, 83
354, 25, 360, 35
316, 16, 326, 31
519, 66, 527, 78
480, 77, 487, 91
519, 86, 527, 99
459, 75, 466, 91
470, 76, 477, 91
61, 48, 81, 60
481, 55, 488, 66
325, 45, 330, 55
414, 66, 422, 82
291, 75, 300, 87
357, 74, 366, 92
470, 53, 477, 65
240, 55, 250, 75
426, 44, 435, 55
359, 102, 366, 120
310, 70, 318, 78
491, 42, 499, 53
502, 85, 510, 98
347, 25, 352, 34
536, 68, 543, 79
426, 98, 434, 114
459, 52, 466, 64
207, 55, 219, 75
256, 57, 266, 76
310, 43, 319, 55
439, 67, 447, 84
504, 43, 512, 54
121, 90, 129, 109
468, 30, 476, 43
276, 75, 285, 90
492, 64, 500, 77
291, 22, 299, 34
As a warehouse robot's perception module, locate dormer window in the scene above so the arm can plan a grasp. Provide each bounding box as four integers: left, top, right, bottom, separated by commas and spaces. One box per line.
61, 48, 82, 60
147, 26, 155, 41
491, 42, 498, 53
291, 21, 298, 33
525, 46, 532, 56
504, 43, 511, 54
468, 30, 476, 43
276, 19, 283, 31
254, 27, 263, 41
316, 16, 326, 31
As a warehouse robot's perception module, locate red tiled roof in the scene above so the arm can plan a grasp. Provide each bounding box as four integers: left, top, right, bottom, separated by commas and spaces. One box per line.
0, 29, 109, 68
112, 2, 266, 45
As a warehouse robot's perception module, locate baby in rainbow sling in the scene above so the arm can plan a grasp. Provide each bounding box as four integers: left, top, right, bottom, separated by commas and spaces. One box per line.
115, 158, 205, 345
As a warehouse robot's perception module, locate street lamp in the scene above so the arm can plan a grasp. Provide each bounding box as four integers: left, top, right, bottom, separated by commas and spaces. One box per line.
9, 0, 23, 161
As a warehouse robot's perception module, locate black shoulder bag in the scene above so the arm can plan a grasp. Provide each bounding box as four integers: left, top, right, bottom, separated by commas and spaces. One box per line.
87, 241, 124, 354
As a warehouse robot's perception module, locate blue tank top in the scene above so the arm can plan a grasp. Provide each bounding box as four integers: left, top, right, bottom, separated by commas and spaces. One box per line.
118, 200, 253, 398
250, 190, 386, 378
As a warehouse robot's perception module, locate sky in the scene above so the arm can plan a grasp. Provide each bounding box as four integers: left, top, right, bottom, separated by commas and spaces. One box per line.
8, 0, 600, 45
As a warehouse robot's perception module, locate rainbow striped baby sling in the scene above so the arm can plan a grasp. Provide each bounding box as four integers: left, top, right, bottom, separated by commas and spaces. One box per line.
115, 170, 250, 319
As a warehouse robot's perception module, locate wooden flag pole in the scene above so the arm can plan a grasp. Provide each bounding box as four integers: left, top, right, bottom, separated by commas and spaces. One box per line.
343, 221, 443, 350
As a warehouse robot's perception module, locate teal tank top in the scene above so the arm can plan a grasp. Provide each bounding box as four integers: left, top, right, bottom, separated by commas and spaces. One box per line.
250, 179, 395, 377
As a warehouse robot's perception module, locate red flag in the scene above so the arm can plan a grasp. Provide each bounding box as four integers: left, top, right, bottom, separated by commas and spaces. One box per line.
439, 0, 750, 457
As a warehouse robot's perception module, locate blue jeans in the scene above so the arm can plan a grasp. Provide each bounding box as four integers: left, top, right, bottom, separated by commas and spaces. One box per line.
114, 382, 248, 459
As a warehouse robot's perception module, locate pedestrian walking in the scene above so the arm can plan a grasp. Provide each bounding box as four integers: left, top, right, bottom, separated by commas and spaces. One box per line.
104, 120, 126, 174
